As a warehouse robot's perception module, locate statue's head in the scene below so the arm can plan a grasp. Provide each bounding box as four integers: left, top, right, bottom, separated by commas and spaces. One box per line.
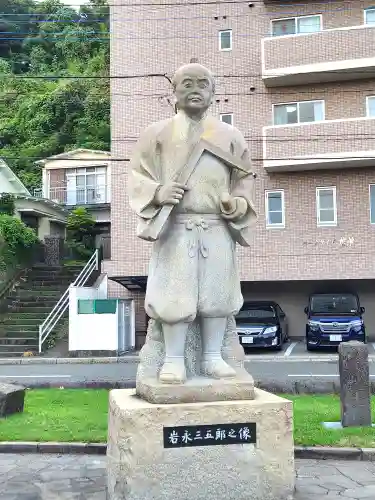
172, 63, 215, 118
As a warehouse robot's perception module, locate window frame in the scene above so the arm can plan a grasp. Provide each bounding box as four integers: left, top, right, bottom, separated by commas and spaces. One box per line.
265, 189, 285, 229
364, 7, 375, 25
219, 113, 234, 125
272, 99, 325, 126
366, 96, 375, 117
270, 14, 323, 37
316, 186, 337, 227
369, 184, 375, 224
218, 29, 232, 51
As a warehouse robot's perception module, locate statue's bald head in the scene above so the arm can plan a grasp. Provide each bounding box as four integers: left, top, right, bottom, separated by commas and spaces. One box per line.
172, 63, 215, 118
172, 63, 216, 93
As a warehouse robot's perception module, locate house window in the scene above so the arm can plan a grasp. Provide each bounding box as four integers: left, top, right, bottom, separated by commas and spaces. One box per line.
367, 96, 375, 117
219, 30, 232, 51
65, 166, 107, 205
365, 7, 375, 25
369, 185, 375, 224
265, 190, 285, 228
220, 113, 233, 125
316, 187, 337, 227
271, 15, 322, 36
273, 100, 325, 125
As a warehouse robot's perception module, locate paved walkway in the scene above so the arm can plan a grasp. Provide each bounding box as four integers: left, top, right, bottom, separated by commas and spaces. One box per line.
0, 454, 374, 499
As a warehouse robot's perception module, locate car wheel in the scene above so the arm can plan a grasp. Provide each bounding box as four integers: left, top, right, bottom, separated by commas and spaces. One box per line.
273, 338, 283, 351
306, 343, 316, 352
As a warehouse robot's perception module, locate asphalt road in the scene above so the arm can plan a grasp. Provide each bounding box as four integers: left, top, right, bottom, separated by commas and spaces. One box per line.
0, 341, 374, 389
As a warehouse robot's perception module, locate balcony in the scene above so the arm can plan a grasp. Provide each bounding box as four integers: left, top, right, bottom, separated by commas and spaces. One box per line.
262, 25, 375, 87
34, 186, 110, 206
263, 117, 375, 172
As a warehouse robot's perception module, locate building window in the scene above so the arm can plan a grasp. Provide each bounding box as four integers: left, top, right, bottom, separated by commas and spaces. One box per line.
316, 187, 337, 227
369, 185, 375, 224
64, 166, 107, 205
271, 15, 322, 37
265, 190, 285, 228
219, 30, 232, 51
220, 113, 233, 125
273, 100, 325, 126
365, 7, 375, 25
367, 96, 375, 117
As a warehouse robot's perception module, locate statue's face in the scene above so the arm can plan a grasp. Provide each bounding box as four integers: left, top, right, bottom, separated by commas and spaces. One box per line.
174, 68, 213, 116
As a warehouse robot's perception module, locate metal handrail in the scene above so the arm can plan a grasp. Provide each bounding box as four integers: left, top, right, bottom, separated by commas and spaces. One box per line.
38, 249, 99, 353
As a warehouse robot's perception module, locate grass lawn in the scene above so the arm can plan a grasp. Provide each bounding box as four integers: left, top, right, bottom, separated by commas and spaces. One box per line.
285, 394, 375, 448
0, 389, 109, 442
0, 390, 375, 447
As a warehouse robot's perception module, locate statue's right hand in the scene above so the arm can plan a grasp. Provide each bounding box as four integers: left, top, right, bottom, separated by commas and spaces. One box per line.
154, 182, 189, 206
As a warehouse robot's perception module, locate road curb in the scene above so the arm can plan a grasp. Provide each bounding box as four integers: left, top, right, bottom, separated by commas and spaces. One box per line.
0, 442, 374, 460
294, 446, 375, 461
11, 379, 375, 394
0, 355, 374, 365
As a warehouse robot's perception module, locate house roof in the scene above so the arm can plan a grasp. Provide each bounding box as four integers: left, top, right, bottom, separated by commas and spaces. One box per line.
0, 158, 31, 195
13, 194, 68, 218
35, 148, 111, 165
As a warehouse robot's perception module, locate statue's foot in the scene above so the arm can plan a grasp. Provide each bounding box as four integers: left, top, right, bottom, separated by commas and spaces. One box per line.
201, 357, 237, 379
159, 359, 186, 384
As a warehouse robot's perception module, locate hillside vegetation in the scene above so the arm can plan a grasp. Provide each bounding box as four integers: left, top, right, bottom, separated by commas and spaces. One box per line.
0, 0, 109, 190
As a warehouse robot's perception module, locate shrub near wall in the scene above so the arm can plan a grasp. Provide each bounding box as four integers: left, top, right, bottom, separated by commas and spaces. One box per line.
0, 214, 39, 273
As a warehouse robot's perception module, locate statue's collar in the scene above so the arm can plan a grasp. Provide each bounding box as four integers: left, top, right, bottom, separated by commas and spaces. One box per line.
176, 110, 208, 126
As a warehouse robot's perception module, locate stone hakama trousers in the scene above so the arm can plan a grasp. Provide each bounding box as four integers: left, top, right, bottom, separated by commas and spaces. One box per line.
145, 213, 244, 324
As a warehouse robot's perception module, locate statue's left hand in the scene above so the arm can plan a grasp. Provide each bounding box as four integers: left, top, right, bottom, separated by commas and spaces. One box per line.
220, 192, 247, 221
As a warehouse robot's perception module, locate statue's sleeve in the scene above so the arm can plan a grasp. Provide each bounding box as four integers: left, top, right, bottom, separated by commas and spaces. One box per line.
128, 127, 162, 221
228, 132, 258, 247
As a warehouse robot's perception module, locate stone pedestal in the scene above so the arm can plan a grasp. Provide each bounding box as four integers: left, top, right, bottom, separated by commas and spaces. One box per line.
107, 388, 294, 500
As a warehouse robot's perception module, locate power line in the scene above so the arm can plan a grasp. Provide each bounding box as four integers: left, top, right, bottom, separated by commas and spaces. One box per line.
1, 4, 358, 21
2, 89, 375, 98
1, 70, 375, 80
2, 155, 375, 162
26, 0, 358, 7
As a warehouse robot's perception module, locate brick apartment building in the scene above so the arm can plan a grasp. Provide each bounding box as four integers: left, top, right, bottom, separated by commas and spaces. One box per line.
106, 0, 375, 347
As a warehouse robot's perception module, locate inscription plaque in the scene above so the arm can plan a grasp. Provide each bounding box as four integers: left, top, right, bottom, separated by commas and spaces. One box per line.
163, 422, 256, 448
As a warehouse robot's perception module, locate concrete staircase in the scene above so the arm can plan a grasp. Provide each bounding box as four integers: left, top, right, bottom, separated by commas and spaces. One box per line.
0, 265, 83, 357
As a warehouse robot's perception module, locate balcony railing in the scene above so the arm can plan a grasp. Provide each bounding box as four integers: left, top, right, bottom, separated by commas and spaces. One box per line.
34, 185, 110, 206
262, 25, 375, 86
263, 117, 375, 172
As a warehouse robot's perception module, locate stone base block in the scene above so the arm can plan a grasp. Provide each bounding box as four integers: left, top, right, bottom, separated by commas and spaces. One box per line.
136, 373, 254, 404
107, 388, 295, 500
0, 383, 25, 417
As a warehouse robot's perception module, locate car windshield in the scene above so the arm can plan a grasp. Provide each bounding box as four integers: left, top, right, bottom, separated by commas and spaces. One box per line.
236, 305, 276, 322
309, 294, 359, 315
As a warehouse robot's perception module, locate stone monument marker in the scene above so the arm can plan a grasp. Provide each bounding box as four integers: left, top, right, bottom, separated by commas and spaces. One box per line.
107, 63, 295, 500
338, 341, 372, 427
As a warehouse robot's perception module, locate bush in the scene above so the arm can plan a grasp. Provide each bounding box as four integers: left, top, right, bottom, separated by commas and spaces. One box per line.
66, 207, 96, 260
0, 214, 39, 271
0, 193, 15, 215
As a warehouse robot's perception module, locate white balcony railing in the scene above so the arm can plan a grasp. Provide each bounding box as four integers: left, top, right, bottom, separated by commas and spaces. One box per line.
34, 185, 110, 206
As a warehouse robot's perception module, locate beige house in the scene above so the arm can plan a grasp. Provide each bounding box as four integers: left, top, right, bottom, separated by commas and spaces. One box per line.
107, 0, 375, 347
0, 159, 67, 240
35, 149, 111, 237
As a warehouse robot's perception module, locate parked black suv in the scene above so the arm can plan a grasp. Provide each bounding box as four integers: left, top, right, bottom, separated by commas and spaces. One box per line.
235, 301, 289, 350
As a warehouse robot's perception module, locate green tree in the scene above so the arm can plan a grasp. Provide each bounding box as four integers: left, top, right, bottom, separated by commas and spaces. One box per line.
0, 0, 110, 189
66, 206, 96, 260
0, 193, 15, 215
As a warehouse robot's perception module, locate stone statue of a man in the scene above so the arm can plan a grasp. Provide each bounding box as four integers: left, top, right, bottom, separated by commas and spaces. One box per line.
128, 63, 257, 385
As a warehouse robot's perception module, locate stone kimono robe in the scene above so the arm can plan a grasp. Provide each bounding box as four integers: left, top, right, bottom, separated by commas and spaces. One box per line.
128, 111, 257, 325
